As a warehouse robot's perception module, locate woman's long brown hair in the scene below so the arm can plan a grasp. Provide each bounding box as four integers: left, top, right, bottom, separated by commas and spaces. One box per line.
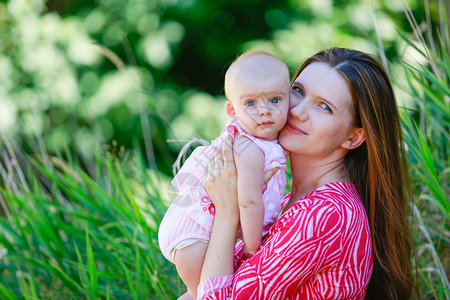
293, 48, 414, 299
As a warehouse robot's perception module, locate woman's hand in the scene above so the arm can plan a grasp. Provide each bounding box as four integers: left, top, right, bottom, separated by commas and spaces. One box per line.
203, 136, 239, 219
199, 136, 281, 287
200, 136, 239, 283
203, 136, 279, 212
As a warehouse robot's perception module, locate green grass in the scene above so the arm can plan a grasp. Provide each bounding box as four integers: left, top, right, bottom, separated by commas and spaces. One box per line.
397, 3, 449, 299
0, 146, 183, 299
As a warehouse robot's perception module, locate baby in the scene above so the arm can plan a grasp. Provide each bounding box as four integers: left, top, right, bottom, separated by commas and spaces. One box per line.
158, 51, 290, 298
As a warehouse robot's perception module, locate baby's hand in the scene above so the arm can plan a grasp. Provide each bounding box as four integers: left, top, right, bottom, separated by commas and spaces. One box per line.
262, 167, 279, 191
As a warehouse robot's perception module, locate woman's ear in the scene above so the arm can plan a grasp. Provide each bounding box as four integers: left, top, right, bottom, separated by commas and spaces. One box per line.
225, 101, 236, 118
341, 127, 365, 150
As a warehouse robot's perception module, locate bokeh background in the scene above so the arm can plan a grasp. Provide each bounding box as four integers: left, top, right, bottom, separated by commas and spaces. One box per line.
0, 0, 443, 175
0, 0, 448, 299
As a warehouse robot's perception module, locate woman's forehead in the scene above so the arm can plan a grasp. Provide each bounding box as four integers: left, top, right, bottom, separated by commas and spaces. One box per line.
294, 62, 352, 107
295, 63, 345, 88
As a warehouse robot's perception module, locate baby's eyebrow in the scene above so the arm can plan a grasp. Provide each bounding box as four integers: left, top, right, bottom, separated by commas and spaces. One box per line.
261, 90, 288, 97
240, 94, 257, 100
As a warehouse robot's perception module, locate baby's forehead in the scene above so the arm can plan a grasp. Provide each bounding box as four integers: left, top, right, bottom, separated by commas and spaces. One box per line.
230, 73, 290, 102
225, 53, 289, 99
231, 60, 289, 86
231, 54, 287, 74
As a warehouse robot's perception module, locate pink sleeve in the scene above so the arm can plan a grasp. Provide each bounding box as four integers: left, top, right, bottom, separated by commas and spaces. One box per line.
197, 275, 234, 299
198, 200, 344, 299
233, 240, 247, 269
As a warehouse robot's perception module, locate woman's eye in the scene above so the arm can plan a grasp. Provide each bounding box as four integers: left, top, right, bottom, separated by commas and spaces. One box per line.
292, 86, 304, 96
319, 103, 332, 113
271, 98, 280, 104
245, 101, 255, 107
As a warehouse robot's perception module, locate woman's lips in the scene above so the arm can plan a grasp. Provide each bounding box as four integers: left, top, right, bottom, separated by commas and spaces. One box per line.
285, 121, 308, 135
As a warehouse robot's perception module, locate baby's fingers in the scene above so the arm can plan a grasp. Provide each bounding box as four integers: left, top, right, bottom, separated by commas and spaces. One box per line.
263, 168, 279, 185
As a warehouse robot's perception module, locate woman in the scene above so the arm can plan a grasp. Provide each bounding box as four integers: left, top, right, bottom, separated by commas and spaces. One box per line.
199, 48, 414, 299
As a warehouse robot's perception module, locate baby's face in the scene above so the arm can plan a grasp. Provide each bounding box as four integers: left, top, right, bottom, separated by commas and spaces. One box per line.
226, 67, 290, 141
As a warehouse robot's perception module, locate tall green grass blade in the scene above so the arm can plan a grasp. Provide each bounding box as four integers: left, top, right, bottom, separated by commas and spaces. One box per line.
413, 123, 449, 215
105, 283, 111, 300
117, 254, 138, 300
407, 70, 448, 112
397, 30, 427, 57
73, 239, 89, 293
0, 283, 17, 300
417, 66, 450, 97
85, 224, 99, 299
16, 266, 32, 300
25, 263, 38, 300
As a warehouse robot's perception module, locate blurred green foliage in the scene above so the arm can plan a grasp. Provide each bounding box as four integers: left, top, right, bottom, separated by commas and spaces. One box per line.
0, 0, 442, 177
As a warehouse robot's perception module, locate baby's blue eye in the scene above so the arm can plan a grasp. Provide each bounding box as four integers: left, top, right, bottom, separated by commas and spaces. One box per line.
246, 101, 255, 107
271, 98, 280, 104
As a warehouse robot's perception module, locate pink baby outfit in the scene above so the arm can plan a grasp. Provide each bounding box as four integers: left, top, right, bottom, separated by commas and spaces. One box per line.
158, 120, 287, 263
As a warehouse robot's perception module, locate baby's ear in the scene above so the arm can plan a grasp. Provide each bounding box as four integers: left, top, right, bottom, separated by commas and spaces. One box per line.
341, 127, 365, 150
225, 101, 236, 118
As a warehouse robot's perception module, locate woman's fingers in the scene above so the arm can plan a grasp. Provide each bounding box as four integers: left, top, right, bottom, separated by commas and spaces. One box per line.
203, 135, 238, 218
214, 141, 224, 171
204, 145, 215, 182
222, 136, 234, 173
204, 136, 235, 186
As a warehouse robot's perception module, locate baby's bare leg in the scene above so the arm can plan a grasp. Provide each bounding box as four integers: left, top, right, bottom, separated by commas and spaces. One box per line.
174, 242, 208, 299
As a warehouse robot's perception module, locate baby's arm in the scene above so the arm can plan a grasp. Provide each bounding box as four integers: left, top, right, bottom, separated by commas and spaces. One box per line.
233, 135, 265, 257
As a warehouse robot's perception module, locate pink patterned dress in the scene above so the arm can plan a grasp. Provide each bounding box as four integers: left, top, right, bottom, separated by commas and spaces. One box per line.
197, 182, 373, 299
158, 120, 287, 263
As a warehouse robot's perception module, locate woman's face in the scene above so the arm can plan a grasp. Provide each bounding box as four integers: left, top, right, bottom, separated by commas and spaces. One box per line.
279, 62, 357, 160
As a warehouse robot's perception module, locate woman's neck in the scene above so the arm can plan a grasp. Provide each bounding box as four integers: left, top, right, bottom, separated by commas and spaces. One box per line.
289, 153, 349, 201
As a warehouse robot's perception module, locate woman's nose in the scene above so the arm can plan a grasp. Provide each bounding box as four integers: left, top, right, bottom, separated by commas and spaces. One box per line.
289, 98, 308, 122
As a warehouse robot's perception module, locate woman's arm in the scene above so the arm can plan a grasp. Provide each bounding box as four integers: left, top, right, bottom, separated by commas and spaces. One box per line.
201, 136, 240, 282
233, 136, 265, 256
